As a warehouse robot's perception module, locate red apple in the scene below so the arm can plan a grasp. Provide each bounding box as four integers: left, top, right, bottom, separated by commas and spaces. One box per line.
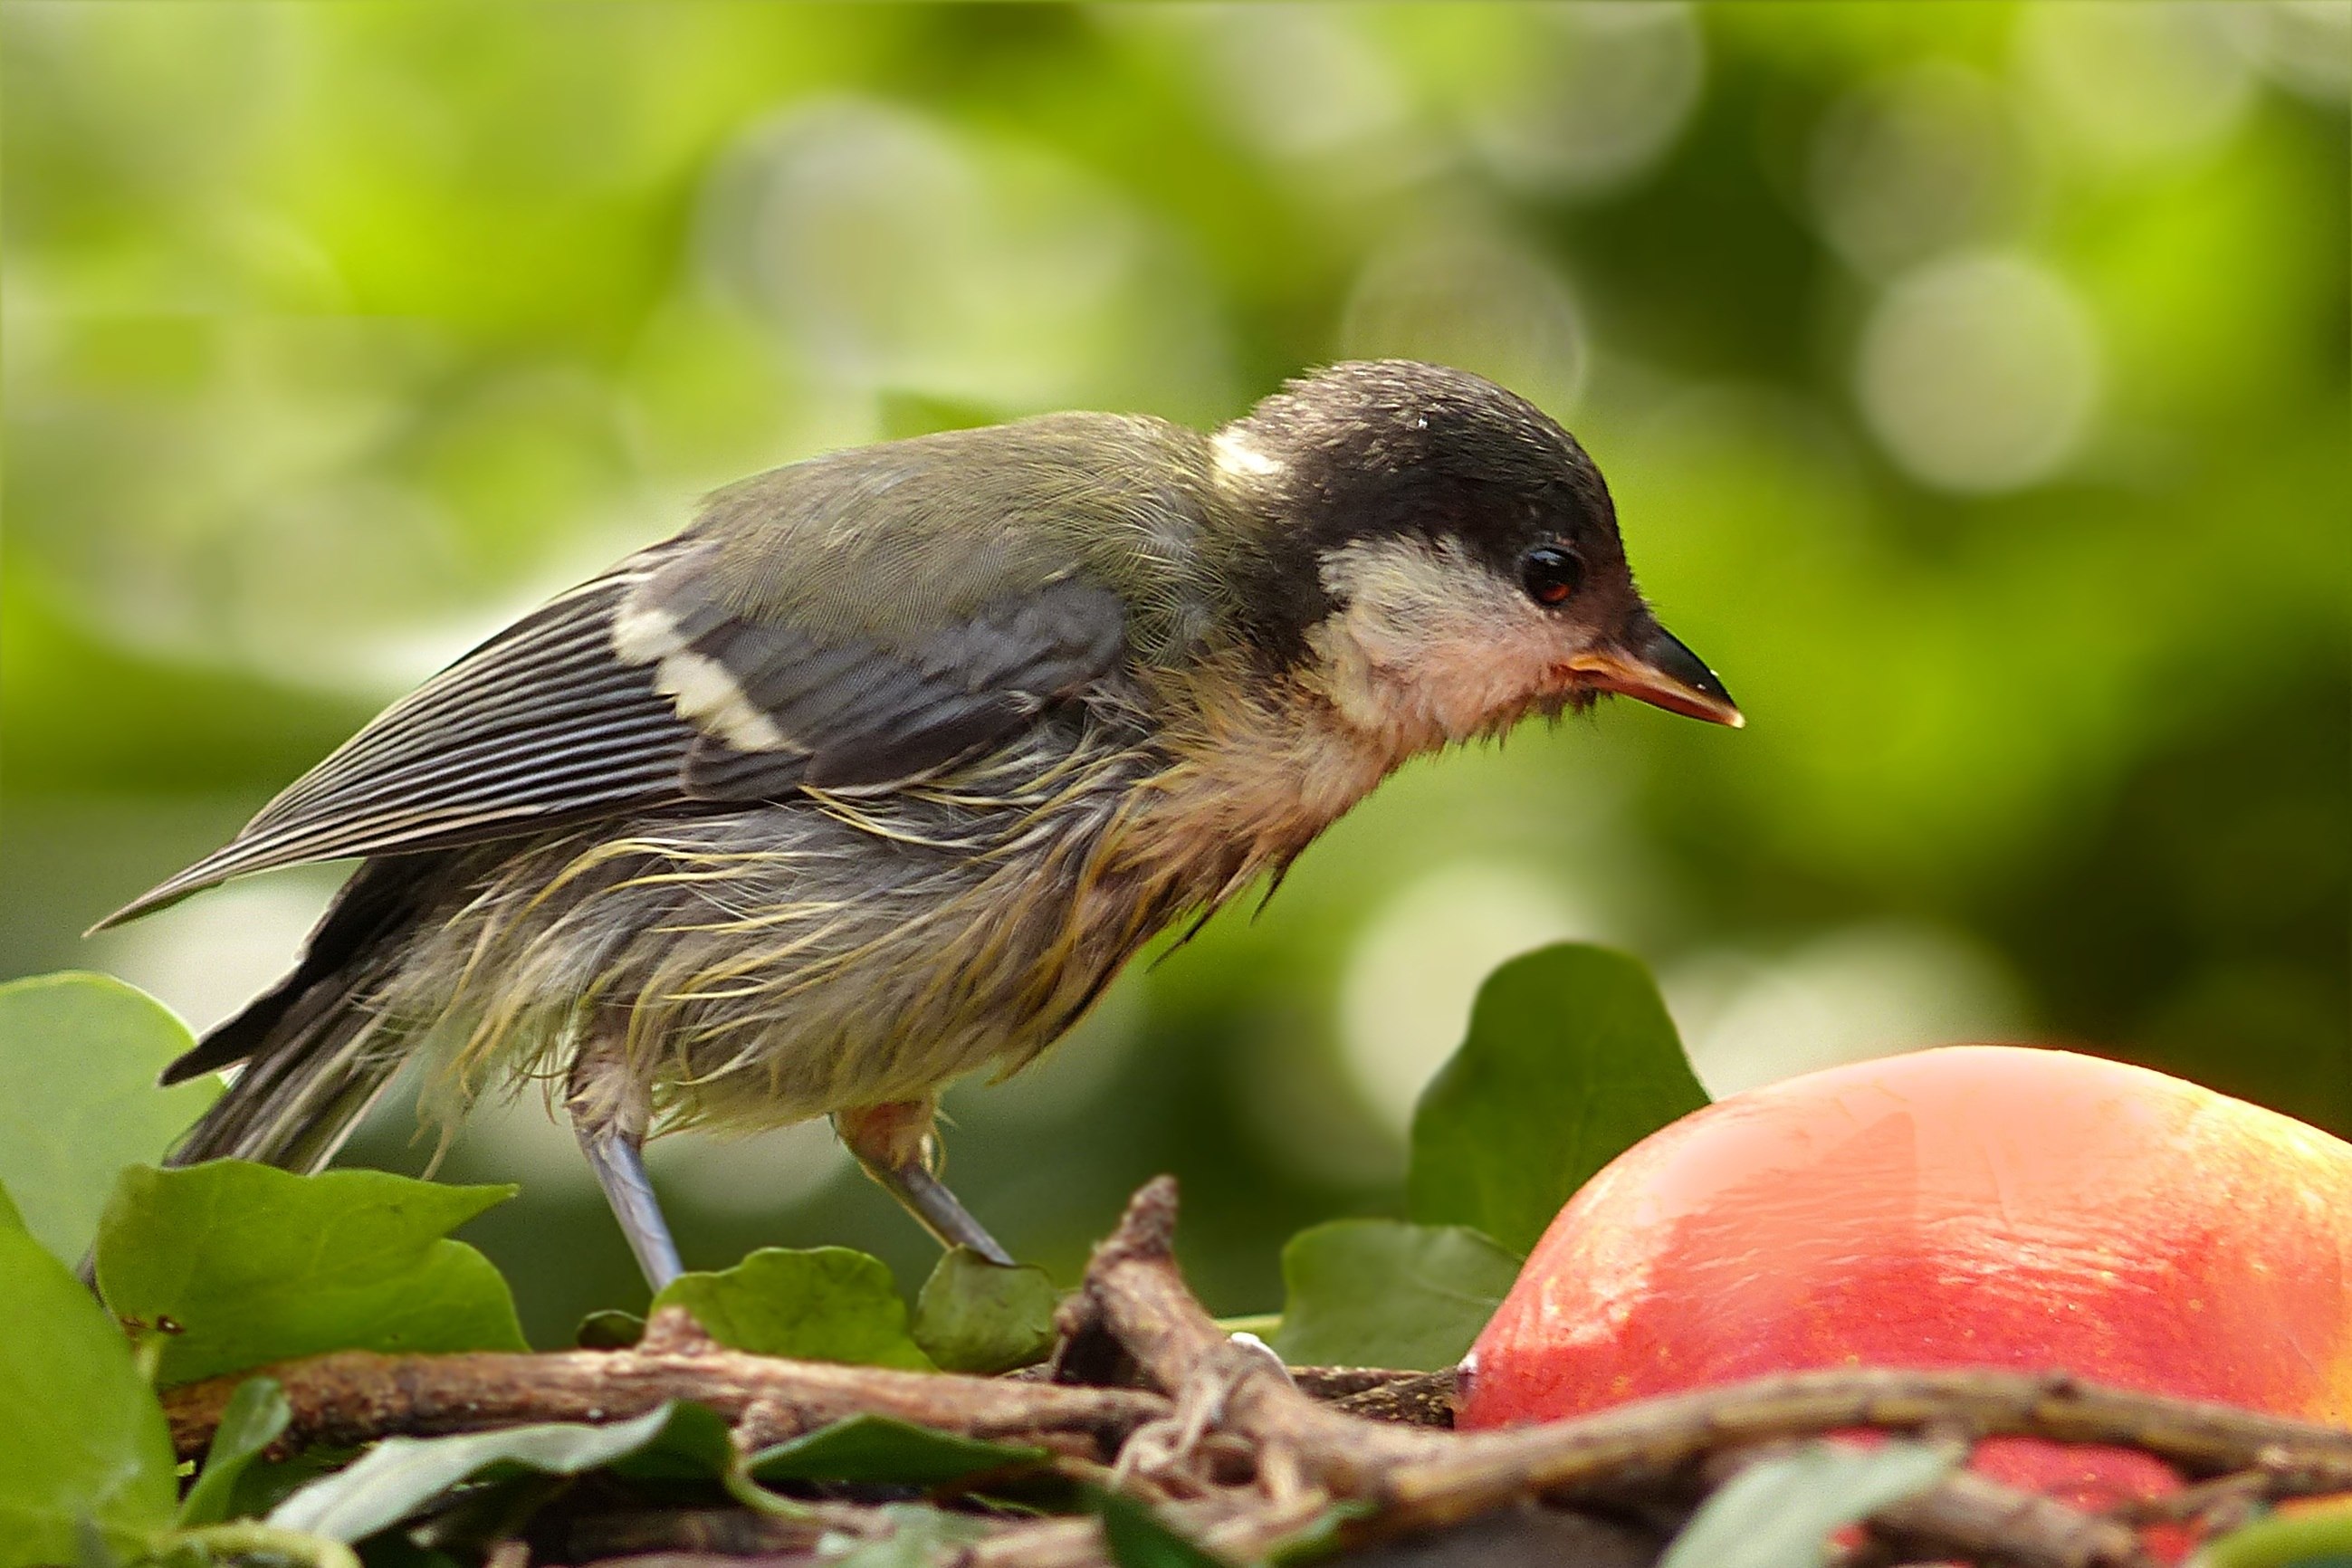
1458, 1046, 2352, 1520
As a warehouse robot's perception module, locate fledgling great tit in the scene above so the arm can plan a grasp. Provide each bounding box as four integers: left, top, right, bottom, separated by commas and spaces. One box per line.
107, 359, 1739, 1288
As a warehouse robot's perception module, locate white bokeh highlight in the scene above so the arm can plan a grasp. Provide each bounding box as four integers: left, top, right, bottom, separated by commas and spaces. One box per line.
1464, 3, 1706, 197
2017, 2, 2257, 169
1337, 861, 1602, 1134
1809, 62, 2038, 279
1340, 230, 1589, 419
1855, 250, 2102, 494
1666, 923, 2028, 1099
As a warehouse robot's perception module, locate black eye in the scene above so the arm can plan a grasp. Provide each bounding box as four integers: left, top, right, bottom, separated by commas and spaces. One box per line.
1521, 544, 1583, 607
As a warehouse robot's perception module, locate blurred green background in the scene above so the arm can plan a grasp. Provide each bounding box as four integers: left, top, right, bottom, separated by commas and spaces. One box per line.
5, 2, 2346, 1343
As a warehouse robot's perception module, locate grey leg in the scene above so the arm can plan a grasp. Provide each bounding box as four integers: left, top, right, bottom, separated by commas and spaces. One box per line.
568, 1036, 682, 1292
884, 1160, 1017, 1267
576, 1122, 684, 1291
836, 1100, 1015, 1266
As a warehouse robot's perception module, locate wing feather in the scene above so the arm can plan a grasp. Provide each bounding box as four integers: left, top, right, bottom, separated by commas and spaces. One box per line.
106, 498, 1138, 928
100, 569, 696, 927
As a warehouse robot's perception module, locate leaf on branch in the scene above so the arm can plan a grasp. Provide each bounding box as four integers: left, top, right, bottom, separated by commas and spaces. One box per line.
95, 1162, 527, 1387
912, 1247, 1060, 1374
831, 1503, 994, 1567
575, 1308, 646, 1349
2196, 1494, 2352, 1568
1410, 943, 1708, 1257
1271, 1219, 1520, 1372
1658, 1439, 1957, 1568
0, 1212, 176, 1567
176, 1377, 292, 1527
746, 1413, 1047, 1487
0, 972, 221, 1267
266, 1400, 732, 1544
1089, 1487, 1229, 1568
651, 1247, 934, 1370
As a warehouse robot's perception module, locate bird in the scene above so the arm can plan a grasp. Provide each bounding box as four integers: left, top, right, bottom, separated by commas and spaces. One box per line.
104, 359, 1740, 1291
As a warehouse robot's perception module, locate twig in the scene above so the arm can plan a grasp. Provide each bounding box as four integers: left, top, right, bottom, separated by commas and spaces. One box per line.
160, 1327, 1169, 1463
1373, 1371, 2352, 1535
561, 1503, 1114, 1568
1869, 1468, 2153, 1568
961, 1516, 1112, 1568
1066, 1178, 1455, 1487
2101, 1465, 2289, 1526
1330, 1371, 1456, 1429
153, 1176, 2352, 1568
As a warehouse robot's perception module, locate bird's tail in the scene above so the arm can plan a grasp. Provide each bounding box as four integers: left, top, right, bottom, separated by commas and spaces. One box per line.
163, 857, 433, 1171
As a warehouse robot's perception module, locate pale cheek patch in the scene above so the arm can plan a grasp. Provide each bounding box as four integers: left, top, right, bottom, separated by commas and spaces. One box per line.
1311, 539, 1591, 752
612, 601, 794, 753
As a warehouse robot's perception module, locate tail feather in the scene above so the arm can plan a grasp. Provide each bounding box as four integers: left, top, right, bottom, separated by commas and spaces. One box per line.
168, 1006, 406, 1171
165, 856, 439, 1171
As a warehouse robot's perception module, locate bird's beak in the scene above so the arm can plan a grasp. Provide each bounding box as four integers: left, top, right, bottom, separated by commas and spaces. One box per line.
1565, 623, 1744, 728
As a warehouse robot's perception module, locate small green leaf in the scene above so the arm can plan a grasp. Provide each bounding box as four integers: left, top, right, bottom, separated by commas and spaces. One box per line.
911, 1248, 1059, 1374
1410, 944, 1709, 1256
1090, 1488, 1229, 1568
575, 1309, 645, 1349
652, 1248, 932, 1370
268, 1401, 707, 1544
0, 1219, 176, 1566
215, 1447, 357, 1525
746, 1414, 1045, 1487
0, 973, 222, 1266
601, 1400, 742, 1482
96, 1162, 526, 1386
177, 1378, 292, 1526
1270, 1219, 1520, 1372
2194, 1496, 2352, 1568
1266, 1499, 1375, 1563
1660, 1440, 1957, 1568
829, 1504, 993, 1567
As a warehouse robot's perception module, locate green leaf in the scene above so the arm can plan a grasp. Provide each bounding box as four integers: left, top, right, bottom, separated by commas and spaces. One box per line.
0, 973, 222, 1267
599, 1400, 742, 1482
0, 1219, 176, 1566
216, 1447, 358, 1526
1659, 1440, 1957, 1568
830, 1504, 993, 1567
177, 1378, 292, 1527
1266, 1499, 1375, 1563
2194, 1496, 2352, 1568
1270, 1219, 1520, 1372
746, 1414, 1045, 1487
911, 1248, 1060, 1374
575, 1309, 645, 1349
268, 1401, 711, 1544
95, 1162, 526, 1386
1410, 944, 1709, 1257
1090, 1488, 1229, 1568
651, 1248, 932, 1370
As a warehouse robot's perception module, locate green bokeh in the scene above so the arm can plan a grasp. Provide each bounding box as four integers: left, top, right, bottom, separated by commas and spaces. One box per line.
5, 3, 2344, 1343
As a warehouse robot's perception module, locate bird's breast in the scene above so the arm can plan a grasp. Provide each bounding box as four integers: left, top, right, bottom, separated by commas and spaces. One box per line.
1088, 675, 1398, 921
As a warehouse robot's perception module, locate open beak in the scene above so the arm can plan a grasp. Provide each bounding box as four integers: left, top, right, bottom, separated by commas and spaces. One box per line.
1566, 623, 1744, 728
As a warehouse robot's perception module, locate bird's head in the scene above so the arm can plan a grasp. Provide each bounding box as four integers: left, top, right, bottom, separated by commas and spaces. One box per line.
1213, 360, 1741, 756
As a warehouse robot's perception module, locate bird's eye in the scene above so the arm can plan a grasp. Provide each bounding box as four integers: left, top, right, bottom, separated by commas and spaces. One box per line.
1521, 545, 1583, 607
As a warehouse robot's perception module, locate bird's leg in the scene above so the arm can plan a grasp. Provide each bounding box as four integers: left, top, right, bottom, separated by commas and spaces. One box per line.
834, 1099, 1014, 1266
567, 1039, 683, 1292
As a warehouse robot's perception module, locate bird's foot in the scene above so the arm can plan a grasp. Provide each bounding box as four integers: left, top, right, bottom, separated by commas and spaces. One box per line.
836, 1100, 1015, 1266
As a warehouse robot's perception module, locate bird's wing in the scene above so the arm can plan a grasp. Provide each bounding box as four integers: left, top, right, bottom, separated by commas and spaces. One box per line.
101, 513, 1136, 929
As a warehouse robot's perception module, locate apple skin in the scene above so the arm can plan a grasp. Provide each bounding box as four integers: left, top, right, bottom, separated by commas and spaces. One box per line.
1457, 1047, 2352, 1513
